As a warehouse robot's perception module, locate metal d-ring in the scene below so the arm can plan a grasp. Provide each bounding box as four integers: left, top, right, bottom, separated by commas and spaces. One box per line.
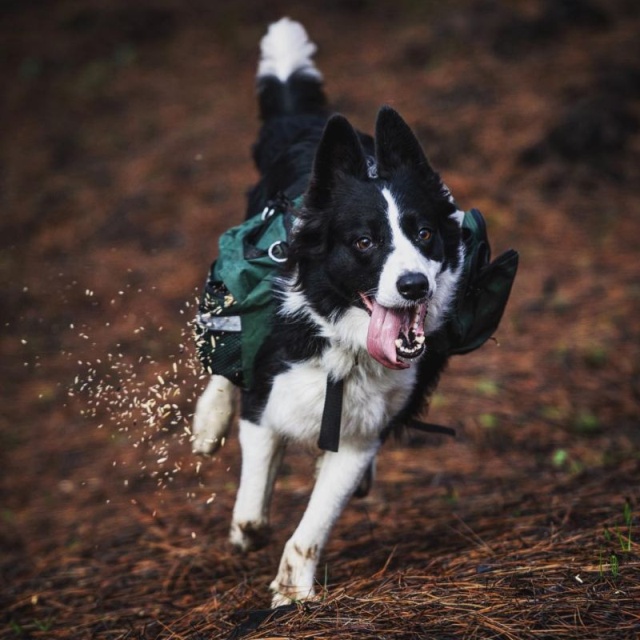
268, 241, 288, 263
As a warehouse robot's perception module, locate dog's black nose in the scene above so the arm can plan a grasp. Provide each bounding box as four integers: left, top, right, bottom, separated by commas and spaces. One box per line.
397, 272, 429, 301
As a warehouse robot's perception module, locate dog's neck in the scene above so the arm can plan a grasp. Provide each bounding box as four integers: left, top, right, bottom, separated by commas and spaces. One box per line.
278, 276, 423, 384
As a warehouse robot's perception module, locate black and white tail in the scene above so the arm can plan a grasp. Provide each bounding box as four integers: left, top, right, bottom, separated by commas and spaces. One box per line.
256, 18, 327, 122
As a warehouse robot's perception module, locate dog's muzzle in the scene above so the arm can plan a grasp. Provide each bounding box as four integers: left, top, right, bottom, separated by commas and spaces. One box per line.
360, 294, 427, 369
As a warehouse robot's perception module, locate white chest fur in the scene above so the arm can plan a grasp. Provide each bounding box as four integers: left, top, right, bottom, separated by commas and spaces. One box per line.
271, 292, 420, 447
262, 348, 417, 447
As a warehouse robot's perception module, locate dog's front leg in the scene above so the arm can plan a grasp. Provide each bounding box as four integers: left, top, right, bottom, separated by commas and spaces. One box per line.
192, 375, 236, 455
270, 442, 379, 607
230, 419, 285, 552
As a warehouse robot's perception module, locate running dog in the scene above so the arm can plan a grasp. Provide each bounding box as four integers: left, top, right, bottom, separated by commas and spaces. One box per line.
193, 18, 469, 607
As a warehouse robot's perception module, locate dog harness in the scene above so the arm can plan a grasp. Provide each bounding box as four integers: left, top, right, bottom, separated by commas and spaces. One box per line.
194, 195, 518, 451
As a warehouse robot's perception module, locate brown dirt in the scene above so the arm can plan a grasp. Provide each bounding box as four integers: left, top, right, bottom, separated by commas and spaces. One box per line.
1, 1, 639, 638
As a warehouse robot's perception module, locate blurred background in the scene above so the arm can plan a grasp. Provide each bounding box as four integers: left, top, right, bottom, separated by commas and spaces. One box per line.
1, 0, 639, 636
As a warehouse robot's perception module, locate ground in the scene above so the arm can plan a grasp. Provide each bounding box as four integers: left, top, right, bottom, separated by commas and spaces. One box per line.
1, 1, 639, 638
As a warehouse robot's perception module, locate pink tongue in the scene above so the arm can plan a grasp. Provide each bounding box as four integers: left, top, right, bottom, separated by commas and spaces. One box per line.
366, 301, 409, 370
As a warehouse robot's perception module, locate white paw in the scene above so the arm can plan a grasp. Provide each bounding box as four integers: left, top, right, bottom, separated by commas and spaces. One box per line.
269, 539, 319, 607
270, 582, 317, 608
192, 375, 236, 455
229, 520, 271, 552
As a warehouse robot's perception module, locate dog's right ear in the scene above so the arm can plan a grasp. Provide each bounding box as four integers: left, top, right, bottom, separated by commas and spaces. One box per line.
306, 114, 368, 208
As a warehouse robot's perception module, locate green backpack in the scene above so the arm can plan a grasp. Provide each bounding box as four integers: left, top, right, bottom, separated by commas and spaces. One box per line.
443, 208, 519, 356
194, 199, 518, 389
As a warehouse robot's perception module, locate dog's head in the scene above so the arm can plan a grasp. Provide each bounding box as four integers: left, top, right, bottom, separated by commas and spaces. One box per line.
288, 106, 465, 369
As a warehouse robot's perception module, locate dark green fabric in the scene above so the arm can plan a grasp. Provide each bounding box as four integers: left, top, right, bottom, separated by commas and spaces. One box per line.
442, 208, 519, 355
194, 208, 289, 389
217, 211, 288, 387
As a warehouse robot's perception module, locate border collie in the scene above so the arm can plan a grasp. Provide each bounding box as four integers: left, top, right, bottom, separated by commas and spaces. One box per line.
193, 18, 466, 607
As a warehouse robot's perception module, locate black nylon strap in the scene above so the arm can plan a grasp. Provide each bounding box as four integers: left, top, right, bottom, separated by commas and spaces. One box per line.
408, 419, 456, 438
317, 380, 455, 452
318, 377, 344, 452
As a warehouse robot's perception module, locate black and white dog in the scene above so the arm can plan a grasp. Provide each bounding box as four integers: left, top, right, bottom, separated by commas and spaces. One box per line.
193, 18, 466, 607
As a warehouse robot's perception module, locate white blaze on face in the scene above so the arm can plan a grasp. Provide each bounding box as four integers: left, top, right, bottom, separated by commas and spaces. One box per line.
376, 187, 441, 308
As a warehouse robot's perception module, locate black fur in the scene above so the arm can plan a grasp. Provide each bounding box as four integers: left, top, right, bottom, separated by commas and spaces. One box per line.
241, 51, 462, 439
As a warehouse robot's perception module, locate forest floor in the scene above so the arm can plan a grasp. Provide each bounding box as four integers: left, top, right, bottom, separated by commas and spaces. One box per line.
1, 0, 639, 638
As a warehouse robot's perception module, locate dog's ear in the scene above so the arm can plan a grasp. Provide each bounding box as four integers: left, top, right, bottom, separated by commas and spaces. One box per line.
307, 114, 368, 207
375, 106, 435, 178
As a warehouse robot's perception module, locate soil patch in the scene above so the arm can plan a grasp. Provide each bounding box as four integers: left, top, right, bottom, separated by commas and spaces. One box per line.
1, 1, 639, 638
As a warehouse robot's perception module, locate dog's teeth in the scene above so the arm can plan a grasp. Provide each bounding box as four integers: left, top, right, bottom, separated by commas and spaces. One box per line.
395, 339, 403, 349
415, 336, 425, 345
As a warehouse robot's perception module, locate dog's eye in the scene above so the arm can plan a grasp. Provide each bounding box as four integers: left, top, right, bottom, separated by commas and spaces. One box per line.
418, 227, 432, 242
354, 236, 374, 252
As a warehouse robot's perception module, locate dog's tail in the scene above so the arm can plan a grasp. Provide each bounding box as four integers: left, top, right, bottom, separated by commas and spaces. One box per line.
256, 18, 327, 121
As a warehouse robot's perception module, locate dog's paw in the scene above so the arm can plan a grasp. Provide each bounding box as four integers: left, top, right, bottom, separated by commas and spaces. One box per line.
270, 582, 317, 609
192, 375, 235, 455
229, 520, 272, 552
269, 539, 320, 607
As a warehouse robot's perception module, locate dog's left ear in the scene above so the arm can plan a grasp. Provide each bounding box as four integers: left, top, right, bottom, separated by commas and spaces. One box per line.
306, 114, 369, 210
375, 106, 435, 178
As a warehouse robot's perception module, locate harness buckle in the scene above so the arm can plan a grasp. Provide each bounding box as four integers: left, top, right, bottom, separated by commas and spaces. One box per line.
261, 206, 276, 221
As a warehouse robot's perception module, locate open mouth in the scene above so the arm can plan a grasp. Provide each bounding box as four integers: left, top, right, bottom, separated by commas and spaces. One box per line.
359, 294, 428, 370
